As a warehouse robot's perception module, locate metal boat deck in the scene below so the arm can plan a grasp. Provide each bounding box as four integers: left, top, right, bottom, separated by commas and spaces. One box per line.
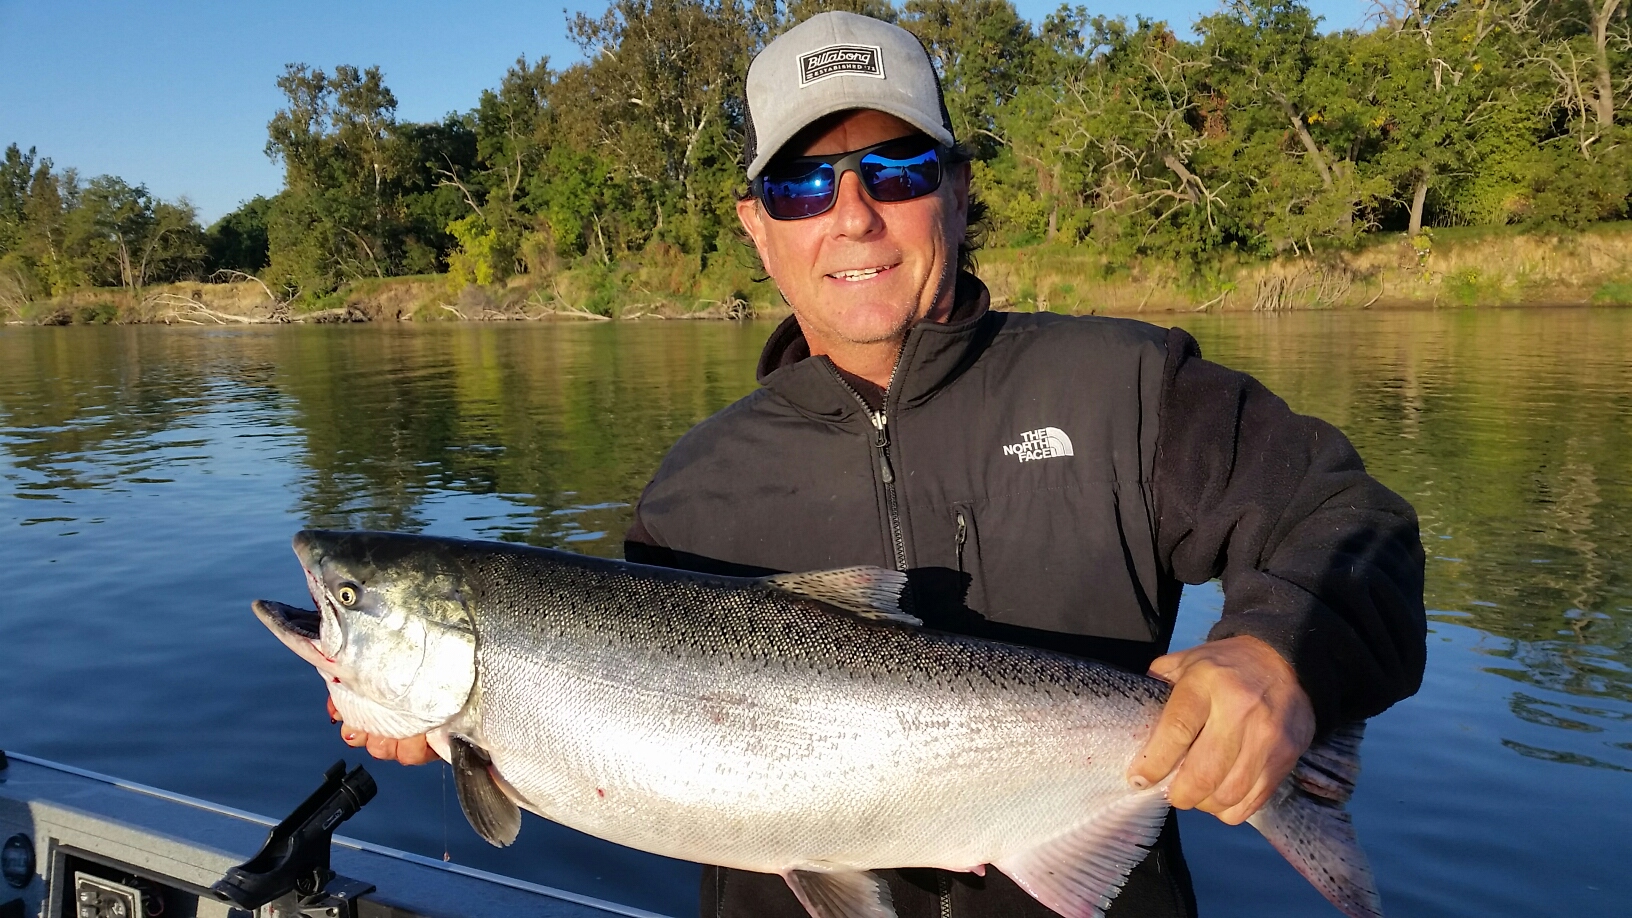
0, 750, 672, 918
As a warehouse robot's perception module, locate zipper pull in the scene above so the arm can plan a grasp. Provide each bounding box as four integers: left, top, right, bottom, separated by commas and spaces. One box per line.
954, 510, 967, 571
871, 412, 895, 484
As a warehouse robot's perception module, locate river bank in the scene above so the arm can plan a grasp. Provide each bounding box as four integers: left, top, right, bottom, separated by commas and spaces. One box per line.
8, 223, 1632, 326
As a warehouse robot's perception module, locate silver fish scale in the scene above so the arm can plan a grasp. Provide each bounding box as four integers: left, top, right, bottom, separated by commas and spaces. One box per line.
450, 548, 1173, 874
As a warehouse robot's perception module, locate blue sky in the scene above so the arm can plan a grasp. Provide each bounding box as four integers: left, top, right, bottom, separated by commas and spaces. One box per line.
0, 1, 1369, 225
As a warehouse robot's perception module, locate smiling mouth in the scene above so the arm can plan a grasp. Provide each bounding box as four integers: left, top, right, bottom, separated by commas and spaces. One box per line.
828, 265, 893, 282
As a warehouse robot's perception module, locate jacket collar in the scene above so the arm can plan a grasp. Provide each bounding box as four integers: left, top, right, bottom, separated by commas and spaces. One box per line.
756, 273, 997, 422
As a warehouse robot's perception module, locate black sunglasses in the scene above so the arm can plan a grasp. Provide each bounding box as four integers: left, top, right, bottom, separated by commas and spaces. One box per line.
754, 136, 948, 220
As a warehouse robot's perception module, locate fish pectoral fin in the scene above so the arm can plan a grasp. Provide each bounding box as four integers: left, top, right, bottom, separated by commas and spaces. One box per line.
781, 868, 897, 918
763, 568, 920, 625
992, 788, 1169, 918
450, 736, 521, 848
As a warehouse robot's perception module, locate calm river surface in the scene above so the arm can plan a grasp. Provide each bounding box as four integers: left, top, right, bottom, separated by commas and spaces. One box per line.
1, 310, 1627, 917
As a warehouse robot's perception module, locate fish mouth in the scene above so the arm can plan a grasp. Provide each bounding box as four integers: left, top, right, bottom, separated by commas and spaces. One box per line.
253, 598, 332, 669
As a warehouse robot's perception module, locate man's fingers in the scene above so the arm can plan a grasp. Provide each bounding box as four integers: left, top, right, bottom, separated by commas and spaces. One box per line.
1184, 711, 1273, 812
365, 734, 399, 761
1212, 773, 1280, 825
1166, 712, 1249, 810
336, 712, 435, 766
1197, 716, 1306, 823
1145, 651, 1188, 684
1128, 684, 1207, 789
1188, 741, 1266, 819
394, 734, 436, 766
326, 697, 339, 723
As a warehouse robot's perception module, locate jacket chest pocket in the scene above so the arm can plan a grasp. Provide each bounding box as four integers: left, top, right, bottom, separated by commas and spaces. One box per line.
945, 485, 1157, 643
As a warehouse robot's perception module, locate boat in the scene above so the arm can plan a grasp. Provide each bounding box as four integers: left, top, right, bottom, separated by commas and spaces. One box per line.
0, 748, 671, 918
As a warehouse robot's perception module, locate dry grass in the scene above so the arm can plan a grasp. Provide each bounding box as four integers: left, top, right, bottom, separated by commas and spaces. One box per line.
975, 223, 1632, 314
15, 224, 1632, 324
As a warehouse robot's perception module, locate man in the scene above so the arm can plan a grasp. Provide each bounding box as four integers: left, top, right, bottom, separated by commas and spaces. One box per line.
340, 11, 1426, 918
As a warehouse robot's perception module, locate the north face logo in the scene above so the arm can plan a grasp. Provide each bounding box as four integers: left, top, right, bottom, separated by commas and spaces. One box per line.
799, 44, 885, 85
1003, 427, 1074, 462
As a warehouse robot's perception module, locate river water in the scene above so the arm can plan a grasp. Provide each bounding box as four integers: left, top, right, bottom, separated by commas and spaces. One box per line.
0, 310, 1626, 917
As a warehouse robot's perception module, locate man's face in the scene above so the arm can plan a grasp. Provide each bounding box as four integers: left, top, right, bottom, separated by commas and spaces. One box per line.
737, 110, 970, 352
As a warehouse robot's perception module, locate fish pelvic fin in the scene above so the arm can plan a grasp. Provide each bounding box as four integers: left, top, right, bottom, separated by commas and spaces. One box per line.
781, 869, 897, 918
763, 567, 920, 625
1247, 722, 1383, 918
450, 736, 521, 848
992, 786, 1170, 918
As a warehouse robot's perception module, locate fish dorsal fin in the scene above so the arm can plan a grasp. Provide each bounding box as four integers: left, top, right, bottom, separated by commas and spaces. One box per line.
782, 869, 897, 918
992, 787, 1169, 918
763, 567, 920, 625
450, 736, 521, 848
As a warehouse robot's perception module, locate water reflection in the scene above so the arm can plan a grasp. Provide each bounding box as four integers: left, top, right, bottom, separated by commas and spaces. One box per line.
1, 310, 1629, 915
267, 325, 763, 546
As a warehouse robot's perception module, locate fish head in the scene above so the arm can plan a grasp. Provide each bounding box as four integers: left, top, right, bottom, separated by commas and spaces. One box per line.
253, 529, 478, 738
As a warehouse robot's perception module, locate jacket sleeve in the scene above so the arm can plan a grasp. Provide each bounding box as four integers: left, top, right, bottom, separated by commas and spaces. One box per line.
1152, 327, 1427, 731
623, 508, 682, 567
624, 494, 771, 577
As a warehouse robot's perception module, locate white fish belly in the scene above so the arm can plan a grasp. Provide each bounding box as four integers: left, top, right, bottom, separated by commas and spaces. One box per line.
471, 642, 1162, 872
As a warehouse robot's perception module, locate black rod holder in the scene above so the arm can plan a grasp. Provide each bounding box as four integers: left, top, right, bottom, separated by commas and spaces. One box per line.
212, 760, 377, 911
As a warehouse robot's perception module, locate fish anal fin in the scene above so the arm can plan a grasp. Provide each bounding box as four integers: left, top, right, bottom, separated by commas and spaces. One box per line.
763, 567, 920, 625
782, 869, 897, 918
992, 788, 1169, 918
450, 736, 521, 848
1247, 722, 1382, 918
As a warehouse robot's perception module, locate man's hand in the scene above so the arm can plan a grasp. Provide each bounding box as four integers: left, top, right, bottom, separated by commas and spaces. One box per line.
327, 697, 438, 766
1127, 635, 1315, 825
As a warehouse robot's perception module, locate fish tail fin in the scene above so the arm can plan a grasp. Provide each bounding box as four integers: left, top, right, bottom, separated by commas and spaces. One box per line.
1246, 722, 1383, 918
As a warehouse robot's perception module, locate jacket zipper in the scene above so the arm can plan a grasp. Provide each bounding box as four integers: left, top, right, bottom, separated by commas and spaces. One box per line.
826, 362, 942, 914
826, 361, 907, 572
954, 509, 968, 572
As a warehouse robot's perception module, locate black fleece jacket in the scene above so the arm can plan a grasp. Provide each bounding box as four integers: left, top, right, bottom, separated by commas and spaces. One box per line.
627, 278, 1426, 730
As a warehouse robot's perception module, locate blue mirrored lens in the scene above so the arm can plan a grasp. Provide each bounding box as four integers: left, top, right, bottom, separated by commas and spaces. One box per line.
860, 147, 942, 202
762, 163, 836, 219
758, 141, 945, 219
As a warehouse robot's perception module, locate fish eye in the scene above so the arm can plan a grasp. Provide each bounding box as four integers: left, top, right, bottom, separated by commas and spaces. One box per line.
336, 583, 360, 607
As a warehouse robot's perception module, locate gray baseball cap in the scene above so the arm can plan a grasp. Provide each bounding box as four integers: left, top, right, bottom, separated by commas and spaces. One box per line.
744, 11, 954, 181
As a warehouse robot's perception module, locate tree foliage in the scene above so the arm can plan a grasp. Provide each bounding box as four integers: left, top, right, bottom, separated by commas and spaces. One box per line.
6, 0, 1631, 304
0, 144, 206, 302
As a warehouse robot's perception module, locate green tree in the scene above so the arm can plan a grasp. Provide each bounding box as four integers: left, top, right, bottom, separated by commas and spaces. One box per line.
205, 196, 273, 275
1366, 0, 1525, 234
0, 144, 34, 258
62, 177, 205, 292
263, 64, 479, 296
902, 0, 1037, 158
466, 56, 557, 275
567, 0, 756, 253
1198, 0, 1388, 251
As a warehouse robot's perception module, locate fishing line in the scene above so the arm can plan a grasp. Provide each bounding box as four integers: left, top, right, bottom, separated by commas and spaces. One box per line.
441, 760, 451, 862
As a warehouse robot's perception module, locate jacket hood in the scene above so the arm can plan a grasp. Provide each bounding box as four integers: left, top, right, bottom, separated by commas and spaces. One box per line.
755, 272, 997, 420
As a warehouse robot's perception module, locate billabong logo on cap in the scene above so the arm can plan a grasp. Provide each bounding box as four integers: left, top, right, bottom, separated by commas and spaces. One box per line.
799, 44, 885, 85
